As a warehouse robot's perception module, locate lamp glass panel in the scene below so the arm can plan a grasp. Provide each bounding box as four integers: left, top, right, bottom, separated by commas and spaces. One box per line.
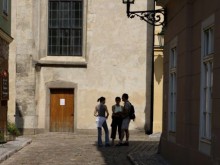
158, 34, 164, 47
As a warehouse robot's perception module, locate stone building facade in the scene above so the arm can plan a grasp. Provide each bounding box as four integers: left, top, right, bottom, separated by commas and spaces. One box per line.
0, 0, 13, 135
8, 0, 154, 134
158, 0, 220, 164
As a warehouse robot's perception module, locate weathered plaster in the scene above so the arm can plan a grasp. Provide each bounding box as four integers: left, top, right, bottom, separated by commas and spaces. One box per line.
9, 0, 149, 133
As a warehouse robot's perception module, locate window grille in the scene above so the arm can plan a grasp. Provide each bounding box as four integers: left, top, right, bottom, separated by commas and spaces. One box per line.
48, 0, 83, 56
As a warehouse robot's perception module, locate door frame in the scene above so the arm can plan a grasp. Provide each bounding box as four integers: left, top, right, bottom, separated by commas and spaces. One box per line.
45, 81, 78, 132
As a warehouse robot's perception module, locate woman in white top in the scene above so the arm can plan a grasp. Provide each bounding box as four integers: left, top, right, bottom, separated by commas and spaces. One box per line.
94, 96, 110, 147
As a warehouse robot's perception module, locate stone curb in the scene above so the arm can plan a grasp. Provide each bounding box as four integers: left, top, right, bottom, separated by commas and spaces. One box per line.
0, 137, 32, 163
128, 153, 140, 165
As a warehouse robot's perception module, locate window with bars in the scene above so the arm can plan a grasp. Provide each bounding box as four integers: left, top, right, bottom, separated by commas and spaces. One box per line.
201, 26, 214, 140
48, 0, 83, 56
3, 0, 8, 16
169, 47, 177, 132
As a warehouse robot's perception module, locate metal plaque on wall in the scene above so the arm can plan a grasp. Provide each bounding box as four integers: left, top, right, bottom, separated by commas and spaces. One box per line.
0, 70, 9, 100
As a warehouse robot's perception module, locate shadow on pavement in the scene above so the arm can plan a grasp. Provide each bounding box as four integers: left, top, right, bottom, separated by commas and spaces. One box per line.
96, 140, 163, 165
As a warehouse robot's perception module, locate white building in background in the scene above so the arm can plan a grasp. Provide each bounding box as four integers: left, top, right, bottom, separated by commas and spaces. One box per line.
8, 0, 152, 134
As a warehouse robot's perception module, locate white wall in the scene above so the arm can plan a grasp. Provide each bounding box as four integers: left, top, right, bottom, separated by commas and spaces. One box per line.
9, 0, 149, 132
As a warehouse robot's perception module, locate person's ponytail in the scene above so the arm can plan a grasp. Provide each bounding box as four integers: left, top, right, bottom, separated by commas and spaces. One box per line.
97, 96, 105, 103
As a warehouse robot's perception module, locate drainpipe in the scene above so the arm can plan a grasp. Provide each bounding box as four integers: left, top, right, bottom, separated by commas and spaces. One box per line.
145, 0, 155, 135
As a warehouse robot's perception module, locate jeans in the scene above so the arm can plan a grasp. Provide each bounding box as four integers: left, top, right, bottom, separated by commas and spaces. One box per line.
97, 121, 109, 146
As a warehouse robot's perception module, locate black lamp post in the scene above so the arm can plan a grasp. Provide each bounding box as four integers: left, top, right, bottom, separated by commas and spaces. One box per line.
122, 0, 165, 26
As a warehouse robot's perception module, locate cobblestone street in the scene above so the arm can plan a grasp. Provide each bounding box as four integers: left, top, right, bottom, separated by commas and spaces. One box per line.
0, 130, 168, 165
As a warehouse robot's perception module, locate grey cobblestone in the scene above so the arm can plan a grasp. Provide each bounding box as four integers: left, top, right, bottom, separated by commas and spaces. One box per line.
128, 152, 170, 165
0, 130, 169, 165
0, 137, 32, 163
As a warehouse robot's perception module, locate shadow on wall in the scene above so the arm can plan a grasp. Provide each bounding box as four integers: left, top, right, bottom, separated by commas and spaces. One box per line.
154, 55, 163, 85
15, 102, 24, 135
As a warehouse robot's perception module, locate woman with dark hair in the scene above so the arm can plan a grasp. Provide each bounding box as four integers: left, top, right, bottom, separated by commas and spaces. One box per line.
110, 97, 123, 146
94, 97, 110, 147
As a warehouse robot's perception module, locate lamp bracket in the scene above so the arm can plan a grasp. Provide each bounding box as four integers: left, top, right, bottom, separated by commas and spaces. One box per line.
127, 9, 165, 26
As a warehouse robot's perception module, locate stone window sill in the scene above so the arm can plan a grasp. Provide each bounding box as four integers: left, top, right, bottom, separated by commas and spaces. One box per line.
36, 56, 87, 68
200, 138, 211, 145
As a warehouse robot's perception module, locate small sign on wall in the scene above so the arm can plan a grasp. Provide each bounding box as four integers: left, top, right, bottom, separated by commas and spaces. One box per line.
60, 99, 65, 106
0, 70, 9, 100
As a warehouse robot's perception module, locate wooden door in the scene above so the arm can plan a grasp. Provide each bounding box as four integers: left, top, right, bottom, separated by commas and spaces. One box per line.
50, 89, 74, 132
0, 101, 7, 134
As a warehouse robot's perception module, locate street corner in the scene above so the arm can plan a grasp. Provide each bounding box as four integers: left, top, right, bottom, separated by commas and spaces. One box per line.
0, 137, 32, 163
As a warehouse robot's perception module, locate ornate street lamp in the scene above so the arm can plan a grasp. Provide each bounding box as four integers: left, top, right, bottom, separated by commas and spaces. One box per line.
122, 0, 165, 26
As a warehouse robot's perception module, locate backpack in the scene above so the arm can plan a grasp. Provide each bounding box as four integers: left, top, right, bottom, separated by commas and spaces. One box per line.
129, 103, 136, 120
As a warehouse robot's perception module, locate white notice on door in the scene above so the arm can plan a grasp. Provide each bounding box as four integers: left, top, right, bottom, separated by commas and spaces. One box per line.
60, 99, 65, 106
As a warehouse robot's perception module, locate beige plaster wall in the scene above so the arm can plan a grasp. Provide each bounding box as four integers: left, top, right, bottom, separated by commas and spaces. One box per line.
153, 51, 163, 132
7, 1, 17, 123
153, 15, 163, 133
9, 0, 149, 132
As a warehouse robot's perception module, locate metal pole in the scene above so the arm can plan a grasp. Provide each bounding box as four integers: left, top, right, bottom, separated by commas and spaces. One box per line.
126, 2, 130, 17
145, 0, 155, 135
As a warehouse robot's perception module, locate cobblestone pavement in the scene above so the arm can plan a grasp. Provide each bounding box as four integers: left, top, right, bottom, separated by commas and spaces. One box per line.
0, 130, 169, 165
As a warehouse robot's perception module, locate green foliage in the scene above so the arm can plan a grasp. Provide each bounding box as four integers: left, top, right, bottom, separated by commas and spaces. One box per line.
7, 122, 20, 136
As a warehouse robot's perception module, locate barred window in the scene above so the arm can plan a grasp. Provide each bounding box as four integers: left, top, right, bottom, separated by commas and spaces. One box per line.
169, 47, 177, 132
3, 0, 8, 16
201, 26, 214, 140
48, 0, 83, 56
